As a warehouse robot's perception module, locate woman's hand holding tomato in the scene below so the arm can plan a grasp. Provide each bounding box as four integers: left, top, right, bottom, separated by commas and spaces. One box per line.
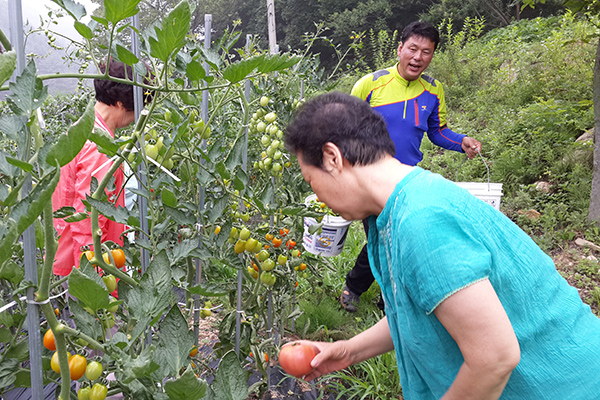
281, 340, 355, 382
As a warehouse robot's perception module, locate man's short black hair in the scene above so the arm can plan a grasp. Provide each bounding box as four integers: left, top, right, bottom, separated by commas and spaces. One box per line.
402, 21, 440, 50
285, 92, 395, 168
94, 61, 153, 111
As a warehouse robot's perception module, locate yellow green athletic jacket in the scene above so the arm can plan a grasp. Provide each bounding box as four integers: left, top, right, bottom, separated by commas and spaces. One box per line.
351, 65, 466, 166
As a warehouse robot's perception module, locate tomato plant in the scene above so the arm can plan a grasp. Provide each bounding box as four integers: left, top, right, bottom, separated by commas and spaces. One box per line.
278, 344, 316, 378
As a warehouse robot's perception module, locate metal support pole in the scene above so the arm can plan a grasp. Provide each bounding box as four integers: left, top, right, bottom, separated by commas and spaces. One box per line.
130, 15, 149, 275
9, 0, 43, 398
196, 14, 212, 342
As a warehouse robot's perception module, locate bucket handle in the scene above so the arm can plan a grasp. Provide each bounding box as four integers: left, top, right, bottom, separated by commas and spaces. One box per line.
455, 149, 491, 191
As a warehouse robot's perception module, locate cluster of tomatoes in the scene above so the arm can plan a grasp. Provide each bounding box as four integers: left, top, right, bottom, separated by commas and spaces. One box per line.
248, 96, 292, 176
225, 224, 308, 286
43, 330, 107, 399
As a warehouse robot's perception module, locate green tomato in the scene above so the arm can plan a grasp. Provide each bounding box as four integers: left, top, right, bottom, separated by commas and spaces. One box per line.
260, 271, 275, 286
260, 96, 269, 107
78, 387, 92, 400
102, 275, 117, 293
239, 227, 251, 240
234, 239, 247, 254
261, 135, 271, 146
261, 258, 275, 271
164, 109, 172, 122
272, 163, 282, 173
90, 383, 108, 400
240, 213, 250, 222
256, 122, 266, 133
145, 144, 158, 160
264, 112, 276, 123
257, 250, 269, 262
278, 254, 288, 265
244, 238, 258, 252
85, 361, 103, 381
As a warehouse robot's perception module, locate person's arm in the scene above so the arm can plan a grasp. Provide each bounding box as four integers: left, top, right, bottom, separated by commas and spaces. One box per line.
426, 82, 481, 158
434, 279, 520, 400
297, 316, 395, 382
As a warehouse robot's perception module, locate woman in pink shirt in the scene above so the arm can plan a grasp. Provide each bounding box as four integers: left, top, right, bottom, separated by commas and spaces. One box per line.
52, 61, 150, 276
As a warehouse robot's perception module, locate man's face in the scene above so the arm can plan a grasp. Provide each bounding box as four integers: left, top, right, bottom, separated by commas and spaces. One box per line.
396, 35, 436, 81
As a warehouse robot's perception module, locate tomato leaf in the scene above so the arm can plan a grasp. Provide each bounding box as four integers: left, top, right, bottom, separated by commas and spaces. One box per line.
221, 56, 263, 83
185, 60, 206, 83
11, 168, 60, 234
74, 21, 93, 40
256, 53, 302, 74
68, 298, 104, 341
89, 124, 121, 156
164, 206, 196, 225
170, 238, 198, 264
188, 282, 229, 297
50, 0, 86, 20
215, 161, 231, 181
206, 195, 228, 223
6, 61, 48, 117
0, 260, 24, 285
161, 188, 177, 208
225, 135, 245, 171
0, 50, 16, 87
85, 197, 141, 227
148, 1, 191, 62
118, 250, 173, 342
67, 268, 110, 312
153, 305, 195, 378
116, 44, 140, 66
45, 99, 95, 167
203, 351, 249, 400
0, 359, 19, 389
164, 366, 208, 400
104, 0, 141, 25
233, 170, 247, 191
5, 156, 32, 173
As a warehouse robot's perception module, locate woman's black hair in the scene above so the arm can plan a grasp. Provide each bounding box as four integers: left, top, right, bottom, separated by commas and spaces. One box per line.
94, 61, 153, 111
285, 92, 395, 168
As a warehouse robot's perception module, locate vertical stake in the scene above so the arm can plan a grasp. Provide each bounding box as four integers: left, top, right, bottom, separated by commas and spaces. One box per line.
10, 0, 42, 397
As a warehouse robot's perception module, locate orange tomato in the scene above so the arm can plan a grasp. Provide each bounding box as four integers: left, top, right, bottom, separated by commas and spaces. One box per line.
110, 249, 126, 268
272, 237, 282, 248
68, 354, 87, 380
265, 233, 274, 242
43, 329, 56, 351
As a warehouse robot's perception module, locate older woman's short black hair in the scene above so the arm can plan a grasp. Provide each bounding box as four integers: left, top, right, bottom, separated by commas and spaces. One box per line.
284, 92, 395, 168
94, 61, 153, 111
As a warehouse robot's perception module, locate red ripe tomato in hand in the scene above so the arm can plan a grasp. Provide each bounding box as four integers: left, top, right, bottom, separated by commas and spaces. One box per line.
278, 343, 316, 378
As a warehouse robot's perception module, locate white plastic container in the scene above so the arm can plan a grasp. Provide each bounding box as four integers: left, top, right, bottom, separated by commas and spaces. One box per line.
455, 182, 503, 211
302, 194, 352, 257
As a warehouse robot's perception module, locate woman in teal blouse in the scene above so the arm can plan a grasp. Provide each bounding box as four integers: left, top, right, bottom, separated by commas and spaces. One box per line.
284, 91, 600, 399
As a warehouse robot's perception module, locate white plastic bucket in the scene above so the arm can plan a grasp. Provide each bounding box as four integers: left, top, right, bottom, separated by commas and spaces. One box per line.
455, 182, 503, 210
455, 151, 503, 211
302, 194, 352, 257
